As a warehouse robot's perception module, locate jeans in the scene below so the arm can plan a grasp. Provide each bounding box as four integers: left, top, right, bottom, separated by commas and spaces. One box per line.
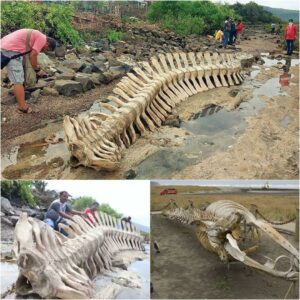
286, 40, 294, 55
223, 31, 230, 47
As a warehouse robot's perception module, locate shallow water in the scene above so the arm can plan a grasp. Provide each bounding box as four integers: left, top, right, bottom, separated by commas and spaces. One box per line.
0, 262, 18, 294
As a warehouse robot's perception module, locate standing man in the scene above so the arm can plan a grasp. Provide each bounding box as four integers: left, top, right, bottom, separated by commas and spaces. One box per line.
121, 216, 132, 230
1, 29, 56, 113
44, 191, 85, 233
236, 20, 244, 43
229, 19, 236, 45
285, 19, 297, 56
223, 16, 231, 49
271, 23, 276, 34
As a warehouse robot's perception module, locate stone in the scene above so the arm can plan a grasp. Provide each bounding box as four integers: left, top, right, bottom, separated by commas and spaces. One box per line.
54, 80, 83, 96
94, 53, 107, 62
91, 61, 107, 73
62, 60, 84, 72
42, 87, 59, 96
124, 169, 136, 179
65, 53, 78, 60
89, 74, 103, 86
163, 116, 181, 128
75, 74, 95, 92
81, 65, 93, 74
55, 46, 66, 57
37, 53, 55, 69
31, 89, 41, 101
55, 73, 75, 80
1, 197, 15, 215
229, 89, 240, 97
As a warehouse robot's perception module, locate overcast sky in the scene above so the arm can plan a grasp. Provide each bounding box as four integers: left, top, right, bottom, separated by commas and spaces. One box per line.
211, 0, 299, 10
153, 180, 299, 189
46, 180, 150, 227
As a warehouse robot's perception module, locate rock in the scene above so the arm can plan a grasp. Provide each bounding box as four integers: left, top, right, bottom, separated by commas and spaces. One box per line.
163, 116, 181, 128
62, 60, 84, 72
89, 73, 103, 85
124, 169, 136, 179
1, 197, 15, 215
109, 65, 131, 78
91, 61, 107, 73
229, 89, 240, 97
55, 46, 66, 57
55, 73, 75, 80
65, 53, 78, 60
37, 53, 55, 69
256, 58, 265, 65
94, 53, 107, 62
30, 89, 41, 101
75, 74, 95, 92
54, 80, 83, 96
42, 87, 59, 96
98, 71, 115, 84
81, 65, 93, 74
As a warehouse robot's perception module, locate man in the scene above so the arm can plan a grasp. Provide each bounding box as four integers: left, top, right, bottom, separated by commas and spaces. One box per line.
215, 28, 223, 43
121, 216, 132, 230
1, 29, 56, 113
285, 19, 297, 56
236, 20, 244, 43
271, 23, 275, 34
229, 19, 236, 45
276, 23, 283, 35
84, 202, 99, 224
44, 191, 85, 234
223, 16, 231, 48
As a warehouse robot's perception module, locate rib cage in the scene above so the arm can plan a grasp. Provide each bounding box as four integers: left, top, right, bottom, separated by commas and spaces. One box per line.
63, 51, 253, 171
13, 211, 144, 299
163, 200, 299, 281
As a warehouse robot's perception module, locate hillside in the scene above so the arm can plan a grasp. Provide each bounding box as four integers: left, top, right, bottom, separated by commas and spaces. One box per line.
263, 6, 299, 23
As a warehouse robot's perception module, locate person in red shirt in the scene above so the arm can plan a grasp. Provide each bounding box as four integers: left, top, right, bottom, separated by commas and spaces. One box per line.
84, 202, 99, 224
236, 20, 244, 44
1, 29, 56, 113
285, 19, 297, 56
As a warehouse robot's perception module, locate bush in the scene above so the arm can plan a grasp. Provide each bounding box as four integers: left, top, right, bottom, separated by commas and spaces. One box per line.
147, 1, 238, 35
1, 180, 37, 207
106, 30, 124, 43
72, 196, 123, 219
1, 1, 83, 47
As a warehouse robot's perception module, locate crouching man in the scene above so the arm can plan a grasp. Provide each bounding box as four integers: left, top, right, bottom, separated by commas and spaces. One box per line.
44, 191, 85, 235
1, 28, 56, 113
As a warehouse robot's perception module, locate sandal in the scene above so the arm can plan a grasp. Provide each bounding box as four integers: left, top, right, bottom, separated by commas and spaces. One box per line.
17, 105, 39, 114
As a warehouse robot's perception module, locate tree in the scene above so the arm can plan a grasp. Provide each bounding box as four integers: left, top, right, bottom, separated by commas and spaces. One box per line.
1, 180, 37, 207
71, 196, 123, 219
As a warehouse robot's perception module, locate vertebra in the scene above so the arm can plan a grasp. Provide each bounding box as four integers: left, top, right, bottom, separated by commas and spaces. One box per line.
64, 52, 253, 171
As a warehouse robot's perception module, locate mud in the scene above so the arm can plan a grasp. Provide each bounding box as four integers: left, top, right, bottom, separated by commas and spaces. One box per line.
151, 213, 299, 299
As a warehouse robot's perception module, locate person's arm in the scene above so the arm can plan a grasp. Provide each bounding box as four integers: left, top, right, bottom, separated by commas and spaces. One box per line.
29, 49, 39, 70
69, 208, 86, 216
58, 210, 73, 220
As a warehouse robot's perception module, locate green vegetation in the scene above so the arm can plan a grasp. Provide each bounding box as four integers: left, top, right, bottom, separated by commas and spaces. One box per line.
147, 1, 237, 35
1, 180, 37, 207
72, 196, 122, 219
262, 6, 299, 23
1, 1, 83, 47
106, 30, 124, 43
230, 2, 282, 24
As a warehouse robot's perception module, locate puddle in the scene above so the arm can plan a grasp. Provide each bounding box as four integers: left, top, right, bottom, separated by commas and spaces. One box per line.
261, 53, 299, 68
0, 262, 18, 294
134, 74, 287, 179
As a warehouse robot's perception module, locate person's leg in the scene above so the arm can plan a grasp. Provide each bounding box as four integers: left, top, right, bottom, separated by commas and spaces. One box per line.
290, 40, 294, 55
14, 84, 27, 110
286, 40, 292, 55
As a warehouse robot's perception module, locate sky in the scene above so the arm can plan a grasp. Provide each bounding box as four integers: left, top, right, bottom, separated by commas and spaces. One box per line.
211, 0, 299, 10
46, 180, 150, 227
152, 180, 299, 189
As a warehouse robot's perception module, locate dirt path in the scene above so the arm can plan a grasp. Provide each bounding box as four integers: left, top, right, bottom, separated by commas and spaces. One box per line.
151, 214, 299, 299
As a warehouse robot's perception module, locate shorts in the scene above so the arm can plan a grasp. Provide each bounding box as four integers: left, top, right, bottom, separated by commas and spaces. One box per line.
1, 50, 24, 84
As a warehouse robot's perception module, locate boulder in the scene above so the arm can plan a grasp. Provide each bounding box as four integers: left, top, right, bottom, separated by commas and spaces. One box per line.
1, 197, 15, 215
55, 46, 66, 58
81, 65, 93, 74
30, 89, 41, 102
62, 59, 85, 72
75, 74, 95, 91
94, 53, 107, 62
37, 53, 55, 69
42, 87, 59, 96
65, 53, 78, 60
54, 80, 83, 96
55, 73, 75, 80
91, 61, 107, 73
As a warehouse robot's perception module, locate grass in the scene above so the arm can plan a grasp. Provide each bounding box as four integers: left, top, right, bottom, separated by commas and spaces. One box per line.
151, 186, 298, 220
106, 30, 124, 43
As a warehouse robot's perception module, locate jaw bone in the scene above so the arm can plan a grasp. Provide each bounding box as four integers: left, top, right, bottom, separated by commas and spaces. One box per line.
163, 199, 299, 281
63, 51, 253, 171
13, 212, 144, 299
